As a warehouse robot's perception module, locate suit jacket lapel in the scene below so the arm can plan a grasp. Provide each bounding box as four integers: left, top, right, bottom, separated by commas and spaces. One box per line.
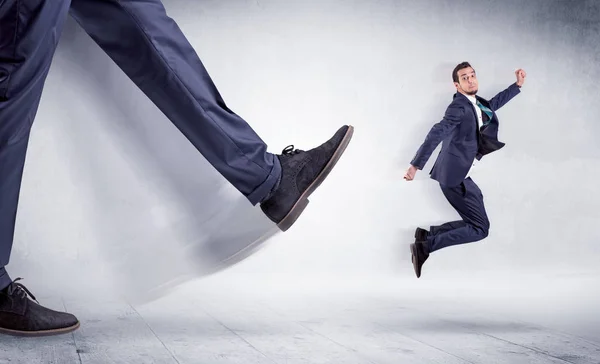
456, 92, 479, 120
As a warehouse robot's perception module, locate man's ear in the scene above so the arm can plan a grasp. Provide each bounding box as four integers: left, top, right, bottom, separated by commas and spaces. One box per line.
453, 82, 460, 92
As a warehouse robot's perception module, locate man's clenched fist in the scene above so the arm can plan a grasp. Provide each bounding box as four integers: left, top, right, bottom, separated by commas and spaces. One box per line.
404, 165, 418, 181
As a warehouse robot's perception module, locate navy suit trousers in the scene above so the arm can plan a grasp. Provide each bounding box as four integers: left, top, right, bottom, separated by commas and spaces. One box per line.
425, 177, 490, 253
0, 0, 282, 288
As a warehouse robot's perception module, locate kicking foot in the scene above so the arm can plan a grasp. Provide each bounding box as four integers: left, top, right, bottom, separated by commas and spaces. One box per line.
260, 125, 354, 231
0, 278, 80, 337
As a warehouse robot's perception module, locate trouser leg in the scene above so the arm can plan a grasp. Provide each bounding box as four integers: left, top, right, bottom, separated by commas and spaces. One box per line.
426, 177, 490, 253
68, 0, 281, 205
0, 0, 72, 287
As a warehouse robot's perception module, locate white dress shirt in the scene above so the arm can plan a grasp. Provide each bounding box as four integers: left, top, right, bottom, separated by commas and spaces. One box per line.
465, 94, 482, 178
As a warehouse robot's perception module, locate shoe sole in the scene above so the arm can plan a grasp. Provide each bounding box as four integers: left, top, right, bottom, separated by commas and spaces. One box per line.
277, 125, 355, 232
410, 243, 421, 278
0, 321, 80, 337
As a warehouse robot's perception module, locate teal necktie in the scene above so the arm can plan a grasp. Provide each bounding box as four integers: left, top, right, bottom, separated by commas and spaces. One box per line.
476, 100, 493, 126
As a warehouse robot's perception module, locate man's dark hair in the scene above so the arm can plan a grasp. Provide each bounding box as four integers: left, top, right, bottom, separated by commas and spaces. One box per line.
452, 62, 474, 83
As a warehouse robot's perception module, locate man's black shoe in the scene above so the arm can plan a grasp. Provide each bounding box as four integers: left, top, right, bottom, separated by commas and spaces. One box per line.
0, 278, 80, 337
260, 125, 354, 231
410, 242, 429, 278
414, 227, 429, 241
410, 235, 430, 279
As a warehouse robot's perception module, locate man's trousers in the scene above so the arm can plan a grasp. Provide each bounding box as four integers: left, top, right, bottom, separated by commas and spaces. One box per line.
0, 0, 282, 288
425, 177, 490, 253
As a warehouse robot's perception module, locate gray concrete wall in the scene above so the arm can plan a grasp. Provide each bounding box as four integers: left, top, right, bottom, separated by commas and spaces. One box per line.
7, 0, 599, 301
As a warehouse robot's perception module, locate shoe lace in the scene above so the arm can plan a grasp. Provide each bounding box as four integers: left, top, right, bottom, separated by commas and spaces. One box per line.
6, 278, 39, 304
282, 145, 302, 156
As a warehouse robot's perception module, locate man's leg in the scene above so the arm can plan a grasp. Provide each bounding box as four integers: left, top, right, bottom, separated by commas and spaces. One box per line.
0, 0, 79, 337
410, 177, 489, 277
68, 0, 353, 231
428, 177, 490, 252
0, 267, 10, 292
429, 220, 467, 237
413, 220, 466, 242
0, 136, 29, 289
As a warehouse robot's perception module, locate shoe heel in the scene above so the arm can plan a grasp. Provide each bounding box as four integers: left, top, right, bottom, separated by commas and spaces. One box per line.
277, 198, 310, 231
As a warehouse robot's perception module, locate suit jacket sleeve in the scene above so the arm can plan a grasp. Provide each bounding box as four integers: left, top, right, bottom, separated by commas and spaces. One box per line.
488, 82, 521, 111
410, 103, 465, 170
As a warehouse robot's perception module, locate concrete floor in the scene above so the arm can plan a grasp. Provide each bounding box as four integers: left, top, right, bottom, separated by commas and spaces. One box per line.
2, 273, 599, 364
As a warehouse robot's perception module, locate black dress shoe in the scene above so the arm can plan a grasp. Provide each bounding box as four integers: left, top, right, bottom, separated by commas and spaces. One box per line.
414, 227, 429, 241
0, 278, 80, 337
410, 241, 429, 279
260, 125, 354, 231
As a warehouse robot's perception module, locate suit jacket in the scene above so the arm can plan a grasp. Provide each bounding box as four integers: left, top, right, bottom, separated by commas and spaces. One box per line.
410, 83, 521, 187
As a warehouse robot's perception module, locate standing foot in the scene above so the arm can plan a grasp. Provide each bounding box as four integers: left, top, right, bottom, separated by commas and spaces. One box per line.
0, 278, 80, 337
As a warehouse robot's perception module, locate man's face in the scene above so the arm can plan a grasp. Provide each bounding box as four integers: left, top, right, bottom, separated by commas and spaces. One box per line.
454, 67, 478, 96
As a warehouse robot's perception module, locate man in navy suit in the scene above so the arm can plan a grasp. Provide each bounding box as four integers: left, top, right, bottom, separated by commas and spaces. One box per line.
404, 62, 526, 278
0, 0, 353, 336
